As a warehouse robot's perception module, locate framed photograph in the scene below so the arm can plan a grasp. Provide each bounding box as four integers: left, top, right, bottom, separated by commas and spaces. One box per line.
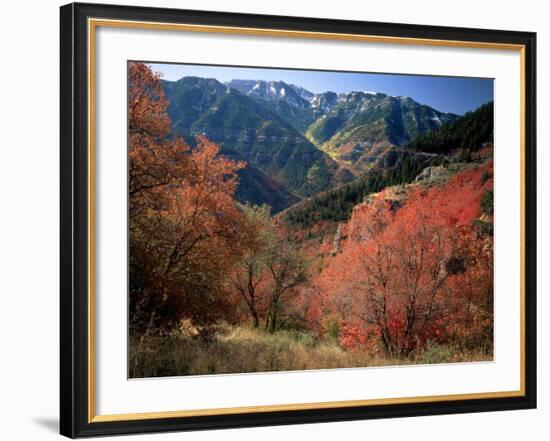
60, 2, 536, 438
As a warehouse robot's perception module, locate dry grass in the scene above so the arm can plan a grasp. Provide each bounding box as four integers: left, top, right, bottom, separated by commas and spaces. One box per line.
129, 325, 492, 378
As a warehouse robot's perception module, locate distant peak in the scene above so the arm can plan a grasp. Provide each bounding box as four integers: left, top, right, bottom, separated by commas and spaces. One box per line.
225, 79, 314, 105
348, 90, 384, 95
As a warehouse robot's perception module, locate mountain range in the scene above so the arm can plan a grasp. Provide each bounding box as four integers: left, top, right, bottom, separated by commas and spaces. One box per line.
161, 77, 460, 212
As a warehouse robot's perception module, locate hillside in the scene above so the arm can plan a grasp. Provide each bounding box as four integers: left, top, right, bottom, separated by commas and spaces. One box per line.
282, 151, 446, 227
225, 80, 458, 171
162, 78, 347, 201
306, 92, 457, 169
408, 101, 493, 153
226, 79, 316, 131
161, 76, 487, 214
227, 152, 303, 212
283, 101, 494, 227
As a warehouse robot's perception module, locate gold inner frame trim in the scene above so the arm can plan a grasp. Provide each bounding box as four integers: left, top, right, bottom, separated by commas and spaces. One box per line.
91, 390, 524, 423
87, 17, 527, 423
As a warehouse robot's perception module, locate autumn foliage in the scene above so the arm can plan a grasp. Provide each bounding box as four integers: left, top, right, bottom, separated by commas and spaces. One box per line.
129, 63, 307, 337
128, 62, 493, 376
129, 63, 247, 334
315, 163, 494, 356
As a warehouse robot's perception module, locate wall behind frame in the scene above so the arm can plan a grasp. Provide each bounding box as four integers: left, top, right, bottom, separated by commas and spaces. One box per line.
0, 0, 546, 440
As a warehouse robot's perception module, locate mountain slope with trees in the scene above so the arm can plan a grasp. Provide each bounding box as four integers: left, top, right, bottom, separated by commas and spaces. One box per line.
162, 77, 347, 202
283, 101, 494, 226
161, 76, 465, 212
408, 101, 493, 154
306, 93, 457, 168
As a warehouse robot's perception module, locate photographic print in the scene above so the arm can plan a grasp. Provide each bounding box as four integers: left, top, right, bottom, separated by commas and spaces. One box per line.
61, 6, 536, 435
128, 61, 495, 378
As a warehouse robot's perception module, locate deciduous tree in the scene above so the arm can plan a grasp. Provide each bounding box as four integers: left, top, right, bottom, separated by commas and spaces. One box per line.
228, 205, 275, 327
128, 62, 246, 335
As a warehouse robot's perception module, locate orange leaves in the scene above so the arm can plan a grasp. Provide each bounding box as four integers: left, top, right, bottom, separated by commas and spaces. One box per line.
129, 63, 190, 204
187, 136, 245, 199
128, 62, 170, 138
128, 63, 249, 334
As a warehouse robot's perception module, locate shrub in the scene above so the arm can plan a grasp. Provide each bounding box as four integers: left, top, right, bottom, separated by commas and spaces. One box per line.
480, 169, 491, 184
416, 342, 456, 364
480, 189, 493, 215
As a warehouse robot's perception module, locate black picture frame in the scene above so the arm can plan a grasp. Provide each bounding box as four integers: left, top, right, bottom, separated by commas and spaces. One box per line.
60, 2, 537, 438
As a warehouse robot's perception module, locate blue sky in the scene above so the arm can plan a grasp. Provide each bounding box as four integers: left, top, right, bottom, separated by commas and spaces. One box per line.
148, 62, 493, 115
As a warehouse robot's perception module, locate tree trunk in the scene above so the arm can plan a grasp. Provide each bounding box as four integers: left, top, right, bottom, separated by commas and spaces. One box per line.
251, 310, 259, 328
264, 307, 271, 331
244, 298, 260, 328
268, 299, 279, 333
